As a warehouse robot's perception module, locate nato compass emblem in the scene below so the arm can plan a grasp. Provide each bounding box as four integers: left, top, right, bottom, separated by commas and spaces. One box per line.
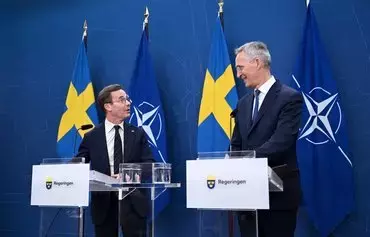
292, 75, 352, 166
129, 101, 165, 162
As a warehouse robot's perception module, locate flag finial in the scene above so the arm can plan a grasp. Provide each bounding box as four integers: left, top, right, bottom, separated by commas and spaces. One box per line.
218, 0, 224, 15
144, 7, 149, 24
83, 20, 88, 38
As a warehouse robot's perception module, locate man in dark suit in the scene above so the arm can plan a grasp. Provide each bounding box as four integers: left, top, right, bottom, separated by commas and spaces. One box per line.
77, 84, 153, 237
231, 41, 303, 237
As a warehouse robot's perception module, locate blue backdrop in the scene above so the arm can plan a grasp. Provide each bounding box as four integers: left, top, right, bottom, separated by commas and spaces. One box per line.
0, 0, 370, 236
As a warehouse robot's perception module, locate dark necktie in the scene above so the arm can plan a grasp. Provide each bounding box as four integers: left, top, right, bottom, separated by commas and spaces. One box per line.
252, 89, 261, 123
113, 125, 123, 174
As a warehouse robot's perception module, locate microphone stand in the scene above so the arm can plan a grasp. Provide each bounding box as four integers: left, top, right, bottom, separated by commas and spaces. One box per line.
74, 127, 86, 237
74, 124, 92, 237
228, 110, 236, 237
73, 127, 82, 157
44, 125, 91, 237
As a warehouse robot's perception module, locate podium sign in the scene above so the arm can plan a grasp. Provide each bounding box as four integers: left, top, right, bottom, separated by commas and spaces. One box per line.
186, 158, 269, 210
31, 164, 90, 207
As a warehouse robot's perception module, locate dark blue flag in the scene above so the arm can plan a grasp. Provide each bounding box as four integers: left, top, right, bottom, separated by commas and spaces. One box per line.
292, 4, 354, 236
129, 30, 169, 217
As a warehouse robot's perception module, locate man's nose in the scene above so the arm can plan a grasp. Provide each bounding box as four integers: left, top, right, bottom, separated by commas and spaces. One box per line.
237, 71, 241, 78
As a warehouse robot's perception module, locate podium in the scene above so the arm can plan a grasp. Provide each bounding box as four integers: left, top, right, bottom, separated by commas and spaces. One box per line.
31, 158, 180, 237
186, 151, 283, 237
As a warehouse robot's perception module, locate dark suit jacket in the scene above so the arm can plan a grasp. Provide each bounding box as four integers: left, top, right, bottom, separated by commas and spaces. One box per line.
77, 122, 154, 225
231, 80, 303, 210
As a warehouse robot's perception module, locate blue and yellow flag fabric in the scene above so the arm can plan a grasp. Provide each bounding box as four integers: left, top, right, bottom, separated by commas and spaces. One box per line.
57, 39, 99, 157
197, 17, 238, 153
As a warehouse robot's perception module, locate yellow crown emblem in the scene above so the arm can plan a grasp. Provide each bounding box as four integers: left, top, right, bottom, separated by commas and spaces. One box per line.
207, 175, 216, 181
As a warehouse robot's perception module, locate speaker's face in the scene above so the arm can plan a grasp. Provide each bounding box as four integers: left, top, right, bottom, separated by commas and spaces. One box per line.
106, 89, 132, 121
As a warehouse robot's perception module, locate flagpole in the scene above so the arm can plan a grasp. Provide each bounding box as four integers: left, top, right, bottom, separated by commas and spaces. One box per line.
218, 1, 233, 236
143, 8, 156, 236
78, 20, 87, 237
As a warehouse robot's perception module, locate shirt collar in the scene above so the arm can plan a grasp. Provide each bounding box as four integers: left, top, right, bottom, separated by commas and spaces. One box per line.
105, 119, 124, 133
257, 75, 276, 95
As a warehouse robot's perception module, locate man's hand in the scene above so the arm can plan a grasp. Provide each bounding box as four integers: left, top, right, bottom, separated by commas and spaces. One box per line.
111, 174, 120, 179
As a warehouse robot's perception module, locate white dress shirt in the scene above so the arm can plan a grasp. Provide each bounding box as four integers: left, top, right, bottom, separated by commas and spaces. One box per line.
105, 119, 124, 175
252, 75, 276, 116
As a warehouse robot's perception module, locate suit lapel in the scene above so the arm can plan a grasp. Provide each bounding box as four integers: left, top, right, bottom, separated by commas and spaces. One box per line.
98, 124, 110, 172
124, 123, 134, 162
244, 94, 254, 135
247, 81, 281, 136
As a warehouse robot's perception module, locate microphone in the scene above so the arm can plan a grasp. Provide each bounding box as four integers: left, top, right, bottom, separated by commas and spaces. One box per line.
80, 124, 93, 130
73, 124, 93, 156
230, 108, 238, 118
229, 108, 238, 155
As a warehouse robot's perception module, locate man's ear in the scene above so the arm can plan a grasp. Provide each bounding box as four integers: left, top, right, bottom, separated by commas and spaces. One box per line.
104, 103, 111, 112
255, 58, 263, 70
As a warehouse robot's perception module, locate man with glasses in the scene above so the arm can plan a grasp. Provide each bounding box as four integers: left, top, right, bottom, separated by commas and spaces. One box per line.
232, 42, 303, 237
77, 84, 153, 237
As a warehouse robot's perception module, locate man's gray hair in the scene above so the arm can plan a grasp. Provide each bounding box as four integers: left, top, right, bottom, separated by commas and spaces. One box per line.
235, 41, 271, 68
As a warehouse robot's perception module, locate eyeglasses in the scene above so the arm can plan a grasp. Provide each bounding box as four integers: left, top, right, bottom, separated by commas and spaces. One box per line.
110, 95, 132, 104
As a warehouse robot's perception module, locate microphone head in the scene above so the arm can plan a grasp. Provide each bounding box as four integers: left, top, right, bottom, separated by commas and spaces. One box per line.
80, 124, 93, 130
230, 108, 238, 118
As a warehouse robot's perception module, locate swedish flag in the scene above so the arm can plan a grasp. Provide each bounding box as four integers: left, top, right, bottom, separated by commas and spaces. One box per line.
56, 39, 99, 157
197, 17, 238, 152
